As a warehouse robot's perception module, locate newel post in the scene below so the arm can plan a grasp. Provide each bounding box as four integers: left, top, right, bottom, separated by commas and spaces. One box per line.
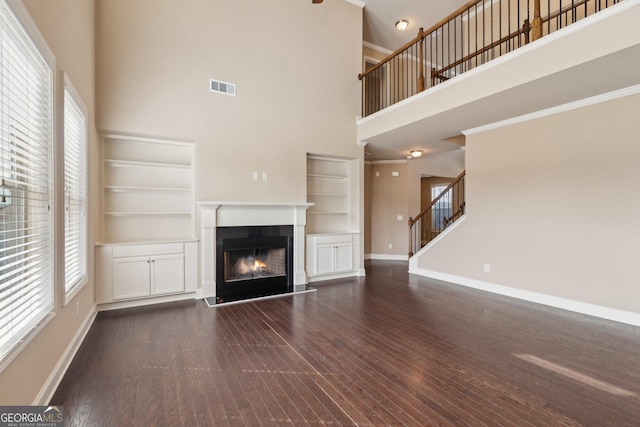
408, 217, 414, 257
532, 0, 543, 41
417, 28, 425, 93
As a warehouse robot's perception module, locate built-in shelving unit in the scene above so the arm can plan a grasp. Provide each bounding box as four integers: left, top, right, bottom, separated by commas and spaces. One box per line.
97, 134, 197, 308
306, 154, 361, 282
101, 134, 196, 244
306, 155, 357, 234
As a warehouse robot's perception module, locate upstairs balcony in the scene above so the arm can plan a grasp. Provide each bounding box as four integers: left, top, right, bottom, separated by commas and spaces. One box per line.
357, 0, 640, 160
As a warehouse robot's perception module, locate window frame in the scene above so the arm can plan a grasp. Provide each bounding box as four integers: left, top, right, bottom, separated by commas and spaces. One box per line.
0, 0, 57, 372
61, 74, 88, 305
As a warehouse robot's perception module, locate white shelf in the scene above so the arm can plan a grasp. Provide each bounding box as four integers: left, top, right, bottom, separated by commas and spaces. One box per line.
101, 134, 195, 244
308, 211, 349, 215
307, 155, 357, 235
104, 159, 191, 169
308, 193, 347, 197
307, 173, 348, 180
104, 212, 192, 216
105, 186, 190, 192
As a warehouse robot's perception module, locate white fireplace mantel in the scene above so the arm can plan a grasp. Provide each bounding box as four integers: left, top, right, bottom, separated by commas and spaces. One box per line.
197, 202, 313, 298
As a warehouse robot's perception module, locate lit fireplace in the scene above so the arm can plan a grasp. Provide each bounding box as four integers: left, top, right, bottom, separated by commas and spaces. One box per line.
225, 247, 286, 282
216, 225, 293, 304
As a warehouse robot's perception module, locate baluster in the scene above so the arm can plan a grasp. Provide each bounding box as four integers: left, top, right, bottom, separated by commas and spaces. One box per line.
418, 28, 425, 92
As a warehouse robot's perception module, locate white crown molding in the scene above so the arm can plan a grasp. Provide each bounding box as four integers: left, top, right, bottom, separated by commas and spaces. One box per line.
464, 83, 640, 136
362, 41, 393, 56
344, 0, 366, 9
371, 159, 408, 164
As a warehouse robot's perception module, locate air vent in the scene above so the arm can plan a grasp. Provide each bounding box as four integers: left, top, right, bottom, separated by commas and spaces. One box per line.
210, 79, 236, 96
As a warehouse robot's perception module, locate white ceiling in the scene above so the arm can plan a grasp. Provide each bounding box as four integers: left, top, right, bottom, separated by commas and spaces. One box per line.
362, 0, 470, 51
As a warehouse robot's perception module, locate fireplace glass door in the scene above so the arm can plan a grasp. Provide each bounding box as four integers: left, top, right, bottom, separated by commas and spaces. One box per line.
224, 247, 286, 282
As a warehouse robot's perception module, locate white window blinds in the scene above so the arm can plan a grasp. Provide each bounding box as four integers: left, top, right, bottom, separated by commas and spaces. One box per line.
0, 0, 54, 363
63, 79, 87, 299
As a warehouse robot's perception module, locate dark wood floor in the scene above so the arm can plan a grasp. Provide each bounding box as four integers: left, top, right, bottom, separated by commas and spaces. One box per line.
53, 260, 640, 426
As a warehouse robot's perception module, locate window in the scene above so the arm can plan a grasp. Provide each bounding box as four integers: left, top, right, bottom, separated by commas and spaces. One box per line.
0, 0, 55, 366
63, 77, 87, 301
431, 184, 452, 231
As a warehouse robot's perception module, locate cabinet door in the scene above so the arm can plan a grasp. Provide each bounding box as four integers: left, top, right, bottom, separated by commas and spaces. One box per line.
113, 256, 151, 300
334, 243, 354, 273
152, 254, 185, 295
314, 245, 336, 276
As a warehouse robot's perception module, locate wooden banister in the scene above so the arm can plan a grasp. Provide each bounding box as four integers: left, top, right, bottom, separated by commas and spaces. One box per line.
408, 170, 465, 257
360, 0, 619, 117
359, 0, 483, 82
358, 28, 425, 80
409, 170, 465, 228
431, 22, 531, 83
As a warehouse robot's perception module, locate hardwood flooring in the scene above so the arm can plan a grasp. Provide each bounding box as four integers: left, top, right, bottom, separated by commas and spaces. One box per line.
52, 260, 640, 426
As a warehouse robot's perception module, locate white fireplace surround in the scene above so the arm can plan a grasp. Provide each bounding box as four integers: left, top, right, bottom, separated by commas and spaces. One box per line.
198, 202, 313, 299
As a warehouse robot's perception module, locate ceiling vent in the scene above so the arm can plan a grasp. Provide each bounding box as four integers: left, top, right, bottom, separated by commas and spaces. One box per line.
209, 79, 236, 96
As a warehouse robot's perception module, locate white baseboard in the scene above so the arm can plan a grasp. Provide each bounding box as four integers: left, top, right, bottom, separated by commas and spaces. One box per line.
365, 254, 409, 261
308, 270, 360, 283
97, 292, 197, 312
410, 267, 640, 328
34, 305, 98, 405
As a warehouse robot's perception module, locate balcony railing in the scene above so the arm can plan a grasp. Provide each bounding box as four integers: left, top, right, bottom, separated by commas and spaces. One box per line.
359, 0, 623, 117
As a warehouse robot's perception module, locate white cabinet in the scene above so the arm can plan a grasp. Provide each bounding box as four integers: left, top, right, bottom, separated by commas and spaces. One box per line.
112, 253, 185, 300
306, 155, 362, 281
307, 234, 358, 280
112, 256, 152, 300
314, 242, 354, 276
97, 134, 197, 307
97, 238, 197, 305
151, 254, 185, 295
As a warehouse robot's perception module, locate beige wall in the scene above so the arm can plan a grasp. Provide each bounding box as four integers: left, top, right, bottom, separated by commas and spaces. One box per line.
96, 0, 364, 205
0, 0, 97, 404
365, 150, 465, 258
417, 90, 640, 315
364, 162, 372, 254
369, 162, 409, 256
408, 148, 465, 216
420, 177, 453, 211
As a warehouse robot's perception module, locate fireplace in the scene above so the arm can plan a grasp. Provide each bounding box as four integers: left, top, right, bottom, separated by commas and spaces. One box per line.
215, 225, 293, 304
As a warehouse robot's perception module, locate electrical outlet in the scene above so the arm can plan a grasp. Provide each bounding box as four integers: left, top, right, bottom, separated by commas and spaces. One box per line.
262, 172, 268, 181
388, 243, 393, 249
397, 215, 403, 221
252, 172, 259, 181
484, 264, 491, 273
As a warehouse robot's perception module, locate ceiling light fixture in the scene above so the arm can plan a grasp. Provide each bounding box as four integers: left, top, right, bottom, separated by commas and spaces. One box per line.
395, 19, 409, 31
410, 150, 423, 158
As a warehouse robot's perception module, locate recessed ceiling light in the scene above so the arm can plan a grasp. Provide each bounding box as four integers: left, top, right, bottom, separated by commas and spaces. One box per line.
395, 19, 409, 31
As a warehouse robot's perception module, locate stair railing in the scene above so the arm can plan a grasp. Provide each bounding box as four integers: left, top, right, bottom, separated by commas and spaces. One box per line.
359, 0, 622, 117
409, 171, 465, 257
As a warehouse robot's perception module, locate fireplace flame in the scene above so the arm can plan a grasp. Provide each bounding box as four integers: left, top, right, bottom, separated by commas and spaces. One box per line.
234, 257, 269, 276
253, 259, 267, 271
